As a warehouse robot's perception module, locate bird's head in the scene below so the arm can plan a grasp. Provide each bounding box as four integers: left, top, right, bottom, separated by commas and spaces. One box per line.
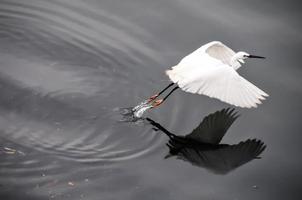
234, 51, 265, 63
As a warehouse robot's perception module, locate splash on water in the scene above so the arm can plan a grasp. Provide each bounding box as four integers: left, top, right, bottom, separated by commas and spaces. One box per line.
132, 100, 153, 118
118, 99, 153, 122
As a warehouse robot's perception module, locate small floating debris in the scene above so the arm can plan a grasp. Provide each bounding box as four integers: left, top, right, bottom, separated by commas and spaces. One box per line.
68, 181, 75, 186
252, 185, 258, 189
1, 147, 25, 155
3, 147, 16, 154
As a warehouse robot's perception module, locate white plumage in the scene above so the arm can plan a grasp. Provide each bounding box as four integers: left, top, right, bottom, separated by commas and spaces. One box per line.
166, 41, 268, 108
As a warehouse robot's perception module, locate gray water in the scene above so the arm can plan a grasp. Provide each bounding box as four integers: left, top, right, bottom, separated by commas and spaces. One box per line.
0, 0, 301, 199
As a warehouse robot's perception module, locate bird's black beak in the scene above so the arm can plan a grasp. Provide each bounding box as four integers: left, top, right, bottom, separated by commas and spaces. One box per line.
248, 55, 266, 59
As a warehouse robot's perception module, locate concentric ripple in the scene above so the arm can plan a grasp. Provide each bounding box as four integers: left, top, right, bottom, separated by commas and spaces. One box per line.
0, 0, 166, 164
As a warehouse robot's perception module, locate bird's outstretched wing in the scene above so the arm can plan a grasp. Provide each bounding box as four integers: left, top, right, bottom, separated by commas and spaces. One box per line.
176, 139, 266, 174
205, 41, 237, 67
177, 64, 268, 108
185, 108, 238, 144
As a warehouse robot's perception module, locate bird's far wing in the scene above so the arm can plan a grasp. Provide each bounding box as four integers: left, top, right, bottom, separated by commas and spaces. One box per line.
178, 139, 266, 174
185, 108, 239, 144
166, 41, 237, 84
179, 65, 269, 108
205, 42, 236, 66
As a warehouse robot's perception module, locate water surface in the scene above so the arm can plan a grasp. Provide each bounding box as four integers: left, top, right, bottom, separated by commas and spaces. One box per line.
0, 0, 301, 199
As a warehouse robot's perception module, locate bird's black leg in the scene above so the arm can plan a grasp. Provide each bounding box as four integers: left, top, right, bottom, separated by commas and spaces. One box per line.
163, 86, 179, 101
147, 82, 174, 103
151, 86, 179, 108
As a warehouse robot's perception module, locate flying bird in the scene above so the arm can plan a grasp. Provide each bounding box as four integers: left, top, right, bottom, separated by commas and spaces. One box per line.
148, 41, 268, 109
147, 108, 266, 174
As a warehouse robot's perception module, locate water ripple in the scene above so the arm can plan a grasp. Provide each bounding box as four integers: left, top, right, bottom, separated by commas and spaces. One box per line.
0, 0, 165, 164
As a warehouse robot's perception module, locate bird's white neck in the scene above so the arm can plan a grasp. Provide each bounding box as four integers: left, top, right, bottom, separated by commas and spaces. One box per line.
230, 53, 244, 70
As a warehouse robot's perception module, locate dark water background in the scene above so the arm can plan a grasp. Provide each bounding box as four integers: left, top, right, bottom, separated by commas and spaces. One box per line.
0, 0, 301, 199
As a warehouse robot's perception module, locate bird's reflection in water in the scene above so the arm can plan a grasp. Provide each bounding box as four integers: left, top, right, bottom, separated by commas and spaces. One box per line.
147, 108, 266, 174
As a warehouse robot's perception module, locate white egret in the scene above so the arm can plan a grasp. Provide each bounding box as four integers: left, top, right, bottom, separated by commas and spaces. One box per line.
149, 41, 268, 108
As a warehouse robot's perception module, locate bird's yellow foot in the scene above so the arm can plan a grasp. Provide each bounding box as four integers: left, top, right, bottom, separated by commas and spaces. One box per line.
151, 99, 163, 108
147, 94, 159, 103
